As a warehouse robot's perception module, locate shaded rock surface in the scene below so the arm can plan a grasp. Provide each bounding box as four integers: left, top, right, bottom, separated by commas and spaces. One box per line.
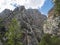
0, 6, 47, 45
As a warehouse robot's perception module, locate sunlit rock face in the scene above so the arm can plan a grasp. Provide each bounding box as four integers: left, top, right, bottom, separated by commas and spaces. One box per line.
43, 7, 60, 36
48, 7, 54, 18
44, 16, 60, 36
43, 7, 54, 34
0, 6, 47, 45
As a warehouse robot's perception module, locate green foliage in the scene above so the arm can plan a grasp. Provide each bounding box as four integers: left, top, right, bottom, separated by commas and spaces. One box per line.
54, 0, 60, 15
0, 18, 4, 38
51, 36, 60, 45
39, 34, 51, 45
39, 34, 60, 45
5, 18, 23, 45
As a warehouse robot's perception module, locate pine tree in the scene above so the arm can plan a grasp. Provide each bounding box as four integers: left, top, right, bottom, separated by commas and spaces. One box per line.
5, 18, 23, 45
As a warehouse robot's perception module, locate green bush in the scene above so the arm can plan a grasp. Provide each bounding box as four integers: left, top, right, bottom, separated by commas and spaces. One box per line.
39, 34, 51, 45
5, 18, 23, 45
54, 0, 60, 15
51, 36, 60, 45
39, 34, 60, 45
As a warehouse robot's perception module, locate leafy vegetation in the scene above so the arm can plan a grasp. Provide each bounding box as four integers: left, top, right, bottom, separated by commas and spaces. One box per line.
54, 0, 60, 15
39, 34, 60, 45
0, 18, 6, 43
5, 18, 23, 45
39, 34, 51, 45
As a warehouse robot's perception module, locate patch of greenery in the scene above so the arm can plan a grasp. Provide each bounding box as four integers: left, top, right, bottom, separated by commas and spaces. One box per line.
39, 34, 60, 45
0, 18, 4, 37
5, 18, 23, 45
54, 0, 60, 15
39, 34, 51, 45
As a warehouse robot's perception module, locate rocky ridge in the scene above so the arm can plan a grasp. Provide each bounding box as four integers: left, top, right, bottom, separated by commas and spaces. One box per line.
0, 6, 47, 45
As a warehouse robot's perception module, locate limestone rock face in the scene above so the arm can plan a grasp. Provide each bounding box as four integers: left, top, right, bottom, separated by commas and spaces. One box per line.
43, 7, 60, 36
44, 16, 60, 35
0, 6, 47, 45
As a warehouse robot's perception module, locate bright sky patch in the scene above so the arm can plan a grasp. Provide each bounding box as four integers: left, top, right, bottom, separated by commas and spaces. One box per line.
0, 0, 45, 12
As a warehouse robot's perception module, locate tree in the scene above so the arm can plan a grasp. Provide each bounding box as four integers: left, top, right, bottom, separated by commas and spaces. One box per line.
54, 0, 60, 15
5, 18, 23, 45
39, 34, 51, 45
51, 36, 60, 45
39, 34, 60, 45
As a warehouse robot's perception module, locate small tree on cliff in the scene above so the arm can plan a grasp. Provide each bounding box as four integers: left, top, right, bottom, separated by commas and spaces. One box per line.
5, 18, 23, 45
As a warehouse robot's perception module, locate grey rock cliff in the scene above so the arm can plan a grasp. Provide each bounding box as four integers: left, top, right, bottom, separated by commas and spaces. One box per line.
0, 6, 47, 45
14, 7, 47, 45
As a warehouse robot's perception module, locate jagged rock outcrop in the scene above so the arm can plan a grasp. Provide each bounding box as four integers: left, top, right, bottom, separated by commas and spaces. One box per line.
48, 7, 54, 18
0, 6, 47, 45
43, 7, 60, 36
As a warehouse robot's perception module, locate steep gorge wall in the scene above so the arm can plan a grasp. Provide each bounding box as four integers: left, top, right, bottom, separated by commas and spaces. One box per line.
0, 6, 47, 45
